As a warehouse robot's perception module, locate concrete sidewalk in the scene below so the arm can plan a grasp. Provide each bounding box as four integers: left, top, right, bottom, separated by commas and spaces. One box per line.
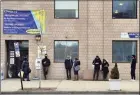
1, 79, 139, 93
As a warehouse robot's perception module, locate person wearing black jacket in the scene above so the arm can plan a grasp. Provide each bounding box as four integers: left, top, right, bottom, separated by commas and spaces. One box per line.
102, 59, 109, 80
131, 55, 136, 81
64, 56, 73, 80
92, 56, 102, 80
42, 54, 51, 80
73, 58, 80, 81
22, 57, 31, 81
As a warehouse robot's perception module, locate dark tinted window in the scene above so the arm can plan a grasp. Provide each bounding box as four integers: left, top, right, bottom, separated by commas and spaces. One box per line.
55, 0, 78, 19
112, 41, 137, 63
54, 41, 79, 63
55, 10, 76, 18
113, 0, 137, 18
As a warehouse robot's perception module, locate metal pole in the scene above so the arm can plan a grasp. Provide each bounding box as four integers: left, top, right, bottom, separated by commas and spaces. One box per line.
39, 10, 43, 89
39, 48, 42, 89
86, 0, 89, 69
19, 57, 23, 90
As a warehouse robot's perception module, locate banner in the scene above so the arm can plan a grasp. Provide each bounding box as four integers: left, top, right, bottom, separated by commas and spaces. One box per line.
3, 9, 46, 34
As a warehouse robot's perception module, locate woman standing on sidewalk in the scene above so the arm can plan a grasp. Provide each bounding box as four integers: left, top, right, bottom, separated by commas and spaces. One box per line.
102, 59, 109, 80
73, 58, 80, 81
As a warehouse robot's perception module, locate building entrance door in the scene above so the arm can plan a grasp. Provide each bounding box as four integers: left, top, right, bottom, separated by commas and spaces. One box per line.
6, 40, 29, 78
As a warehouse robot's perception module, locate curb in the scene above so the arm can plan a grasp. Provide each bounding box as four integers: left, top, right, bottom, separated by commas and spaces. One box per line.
1, 91, 139, 94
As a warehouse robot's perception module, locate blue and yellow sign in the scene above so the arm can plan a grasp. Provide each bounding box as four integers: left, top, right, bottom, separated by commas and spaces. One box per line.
3, 9, 46, 34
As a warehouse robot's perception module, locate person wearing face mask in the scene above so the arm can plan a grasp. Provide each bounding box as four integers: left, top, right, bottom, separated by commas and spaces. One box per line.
131, 55, 136, 81
102, 59, 109, 80
64, 56, 73, 80
42, 54, 51, 80
92, 56, 102, 81
22, 56, 31, 81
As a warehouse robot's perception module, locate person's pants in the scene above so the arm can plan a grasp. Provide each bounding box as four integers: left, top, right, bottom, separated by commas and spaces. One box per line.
93, 69, 99, 80
23, 73, 29, 80
66, 69, 71, 79
103, 71, 108, 80
131, 69, 136, 80
43, 67, 49, 80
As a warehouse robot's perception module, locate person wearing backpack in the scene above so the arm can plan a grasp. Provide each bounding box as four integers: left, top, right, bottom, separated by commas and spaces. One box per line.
42, 54, 51, 80
21, 56, 31, 81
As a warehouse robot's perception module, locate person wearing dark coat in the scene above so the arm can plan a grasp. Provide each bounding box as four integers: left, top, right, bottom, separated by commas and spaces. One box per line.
73, 58, 80, 81
102, 59, 109, 80
92, 56, 102, 80
131, 55, 136, 81
42, 54, 51, 80
64, 56, 73, 80
21, 57, 31, 81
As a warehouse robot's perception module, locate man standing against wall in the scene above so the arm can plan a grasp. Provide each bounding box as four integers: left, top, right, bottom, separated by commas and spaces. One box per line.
131, 55, 136, 81
42, 54, 51, 80
64, 56, 73, 80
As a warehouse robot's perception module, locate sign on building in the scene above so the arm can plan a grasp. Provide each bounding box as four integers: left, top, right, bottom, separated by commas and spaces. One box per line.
3, 9, 46, 34
14, 42, 20, 57
121, 32, 140, 38
35, 58, 42, 70
38, 46, 46, 58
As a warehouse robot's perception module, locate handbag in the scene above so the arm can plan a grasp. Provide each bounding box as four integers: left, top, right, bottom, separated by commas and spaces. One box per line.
18, 71, 24, 78
28, 67, 31, 73
75, 65, 80, 71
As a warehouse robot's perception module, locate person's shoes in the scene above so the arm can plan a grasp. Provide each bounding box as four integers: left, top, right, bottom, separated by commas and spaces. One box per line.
132, 79, 135, 81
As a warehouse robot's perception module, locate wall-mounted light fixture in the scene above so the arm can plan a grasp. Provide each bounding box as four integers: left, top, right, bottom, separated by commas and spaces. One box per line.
35, 34, 41, 42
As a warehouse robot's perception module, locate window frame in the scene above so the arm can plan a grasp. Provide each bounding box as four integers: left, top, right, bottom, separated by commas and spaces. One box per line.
112, 0, 137, 19
54, 0, 79, 19
112, 40, 137, 63
54, 40, 79, 63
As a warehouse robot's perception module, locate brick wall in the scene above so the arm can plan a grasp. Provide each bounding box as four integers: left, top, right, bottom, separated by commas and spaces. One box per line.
1, 0, 139, 80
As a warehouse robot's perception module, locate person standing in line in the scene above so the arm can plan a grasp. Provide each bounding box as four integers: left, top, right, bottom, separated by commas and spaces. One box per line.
102, 59, 109, 80
73, 58, 80, 81
92, 56, 102, 81
42, 54, 51, 80
64, 56, 73, 80
22, 57, 31, 81
131, 55, 136, 81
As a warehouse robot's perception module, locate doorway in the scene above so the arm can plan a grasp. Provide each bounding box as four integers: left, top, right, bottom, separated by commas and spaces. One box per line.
6, 40, 29, 78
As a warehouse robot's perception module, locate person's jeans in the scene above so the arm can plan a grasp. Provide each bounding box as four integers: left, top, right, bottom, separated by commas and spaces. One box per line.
93, 69, 99, 80
103, 71, 108, 80
66, 69, 71, 79
43, 67, 49, 80
23, 73, 29, 80
131, 68, 136, 80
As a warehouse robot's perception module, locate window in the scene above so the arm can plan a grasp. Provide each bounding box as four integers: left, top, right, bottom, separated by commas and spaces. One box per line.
55, 0, 79, 19
112, 0, 137, 18
54, 41, 79, 63
112, 41, 137, 63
